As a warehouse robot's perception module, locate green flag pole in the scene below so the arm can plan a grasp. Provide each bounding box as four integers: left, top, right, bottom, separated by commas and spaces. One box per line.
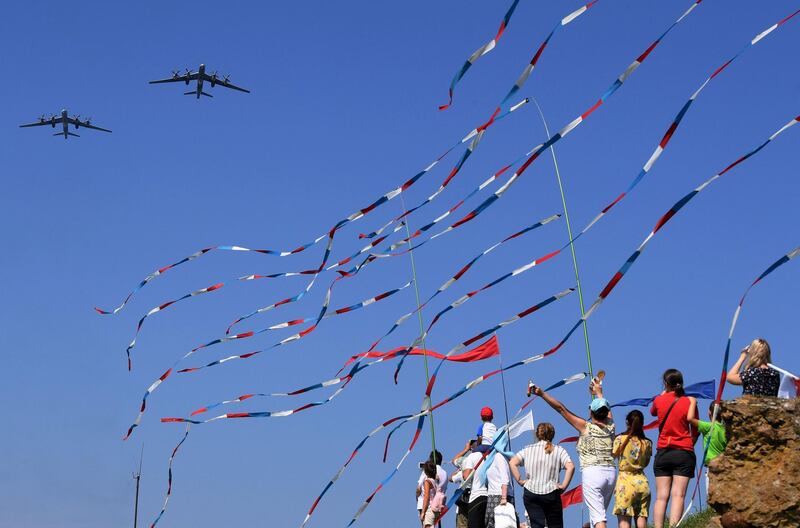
531, 96, 594, 378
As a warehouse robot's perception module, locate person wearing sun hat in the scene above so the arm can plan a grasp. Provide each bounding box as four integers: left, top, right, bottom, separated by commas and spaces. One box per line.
529, 374, 615, 528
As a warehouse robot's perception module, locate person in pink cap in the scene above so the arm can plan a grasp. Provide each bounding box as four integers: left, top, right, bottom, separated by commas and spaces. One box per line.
477, 406, 497, 445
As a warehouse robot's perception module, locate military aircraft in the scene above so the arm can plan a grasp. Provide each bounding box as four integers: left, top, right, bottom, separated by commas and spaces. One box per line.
19, 110, 112, 139
149, 64, 250, 98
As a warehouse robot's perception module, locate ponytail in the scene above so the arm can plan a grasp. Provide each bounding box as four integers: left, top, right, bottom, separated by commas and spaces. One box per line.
663, 368, 685, 397
536, 423, 556, 454
614, 410, 649, 457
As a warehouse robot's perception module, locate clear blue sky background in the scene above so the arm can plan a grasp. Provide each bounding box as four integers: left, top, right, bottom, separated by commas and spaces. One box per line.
1, 1, 798, 527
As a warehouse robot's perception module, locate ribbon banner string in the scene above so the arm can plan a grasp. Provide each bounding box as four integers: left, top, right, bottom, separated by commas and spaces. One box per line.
403, 112, 798, 452
149, 424, 190, 528
359, 214, 560, 356
371, 0, 601, 237
123, 283, 223, 371
122, 276, 411, 439
383, 5, 800, 383
579, 7, 800, 237
675, 245, 800, 526
184, 212, 558, 379
172, 286, 570, 426
181, 337, 500, 419
98, 96, 528, 317
266, 286, 572, 406
438, 0, 521, 111
383, 0, 705, 267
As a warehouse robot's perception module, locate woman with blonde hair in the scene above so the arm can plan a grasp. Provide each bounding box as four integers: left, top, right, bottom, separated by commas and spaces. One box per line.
509, 422, 575, 528
726, 338, 780, 396
612, 410, 652, 528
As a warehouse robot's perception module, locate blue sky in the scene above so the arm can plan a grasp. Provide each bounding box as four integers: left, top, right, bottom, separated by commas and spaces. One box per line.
1, 1, 798, 527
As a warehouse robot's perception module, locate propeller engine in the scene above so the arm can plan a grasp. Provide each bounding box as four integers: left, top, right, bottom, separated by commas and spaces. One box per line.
184, 68, 192, 85
210, 71, 218, 87
51, 114, 57, 127
171, 69, 181, 78
38, 114, 47, 123
74, 115, 80, 129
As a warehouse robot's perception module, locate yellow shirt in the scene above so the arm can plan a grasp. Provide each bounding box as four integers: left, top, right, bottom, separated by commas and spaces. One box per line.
613, 434, 652, 473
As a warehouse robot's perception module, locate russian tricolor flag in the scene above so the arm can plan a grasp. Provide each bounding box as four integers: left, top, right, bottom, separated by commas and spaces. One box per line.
769, 363, 800, 398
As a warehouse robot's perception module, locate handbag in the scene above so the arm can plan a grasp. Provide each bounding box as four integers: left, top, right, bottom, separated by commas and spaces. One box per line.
454, 486, 471, 509
493, 502, 517, 528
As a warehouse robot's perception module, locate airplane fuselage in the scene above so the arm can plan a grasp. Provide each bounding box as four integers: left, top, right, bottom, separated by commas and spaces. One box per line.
60, 109, 69, 139
195, 64, 206, 99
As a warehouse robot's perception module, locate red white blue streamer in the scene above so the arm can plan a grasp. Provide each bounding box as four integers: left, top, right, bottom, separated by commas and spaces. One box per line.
180, 337, 499, 419
149, 424, 190, 528
439, 0, 521, 111
500, 1, 599, 107
364, 214, 560, 352
123, 283, 223, 371
680, 244, 800, 526
99, 97, 525, 318
528, 115, 800, 414
187, 280, 411, 358
397, 112, 798, 450
717, 245, 800, 402
580, 7, 800, 236
122, 278, 411, 439
409, 0, 704, 247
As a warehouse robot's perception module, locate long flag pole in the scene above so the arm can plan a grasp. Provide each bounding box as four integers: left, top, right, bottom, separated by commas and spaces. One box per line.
400, 195, 438, 455
531, 96, 593, 377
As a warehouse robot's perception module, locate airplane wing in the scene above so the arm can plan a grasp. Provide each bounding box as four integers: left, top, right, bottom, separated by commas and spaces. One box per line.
67, 117, 112, 133
203, 73, 250, 93
149, 72, 198, 84
19, 120, 52, 128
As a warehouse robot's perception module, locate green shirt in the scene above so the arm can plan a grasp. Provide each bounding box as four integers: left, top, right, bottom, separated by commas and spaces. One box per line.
696, 420, 727, 465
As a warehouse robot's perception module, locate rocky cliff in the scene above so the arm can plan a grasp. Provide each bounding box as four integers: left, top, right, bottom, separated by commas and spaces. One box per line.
708, 396, 799, 528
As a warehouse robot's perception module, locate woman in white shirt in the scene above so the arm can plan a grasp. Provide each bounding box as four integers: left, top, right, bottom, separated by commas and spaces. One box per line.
509, 423, 575, 528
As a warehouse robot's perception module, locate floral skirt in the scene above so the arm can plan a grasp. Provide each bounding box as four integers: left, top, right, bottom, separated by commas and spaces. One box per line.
613, 470, 650, 518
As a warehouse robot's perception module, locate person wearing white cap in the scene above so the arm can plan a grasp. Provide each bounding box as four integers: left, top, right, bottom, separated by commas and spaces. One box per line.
529, 377, 615, 528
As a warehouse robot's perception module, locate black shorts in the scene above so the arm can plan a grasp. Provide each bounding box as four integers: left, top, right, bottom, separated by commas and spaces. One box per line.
654, 448, 696, 478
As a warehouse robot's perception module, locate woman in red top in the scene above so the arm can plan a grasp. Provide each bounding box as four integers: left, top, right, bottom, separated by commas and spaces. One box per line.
649, 369, 698, 528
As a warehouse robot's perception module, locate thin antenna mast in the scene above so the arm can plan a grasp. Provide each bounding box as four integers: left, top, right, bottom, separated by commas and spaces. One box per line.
133, 444, 143, 528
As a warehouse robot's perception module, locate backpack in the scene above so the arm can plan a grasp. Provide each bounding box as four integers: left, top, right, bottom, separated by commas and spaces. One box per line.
428, 478, 446, 513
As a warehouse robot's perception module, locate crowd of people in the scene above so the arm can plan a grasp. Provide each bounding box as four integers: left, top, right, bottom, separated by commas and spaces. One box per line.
414, 338, 786, 528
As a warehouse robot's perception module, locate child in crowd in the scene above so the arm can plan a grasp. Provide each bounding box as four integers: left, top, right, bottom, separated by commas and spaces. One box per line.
688, 400, 728, 495
477, 407, 497, 446
612, 410, 652, 528
417, 450, 447, 523
420, 461, 441, 528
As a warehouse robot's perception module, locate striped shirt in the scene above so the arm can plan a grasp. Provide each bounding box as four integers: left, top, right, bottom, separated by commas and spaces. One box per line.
514, 441, 572, 495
